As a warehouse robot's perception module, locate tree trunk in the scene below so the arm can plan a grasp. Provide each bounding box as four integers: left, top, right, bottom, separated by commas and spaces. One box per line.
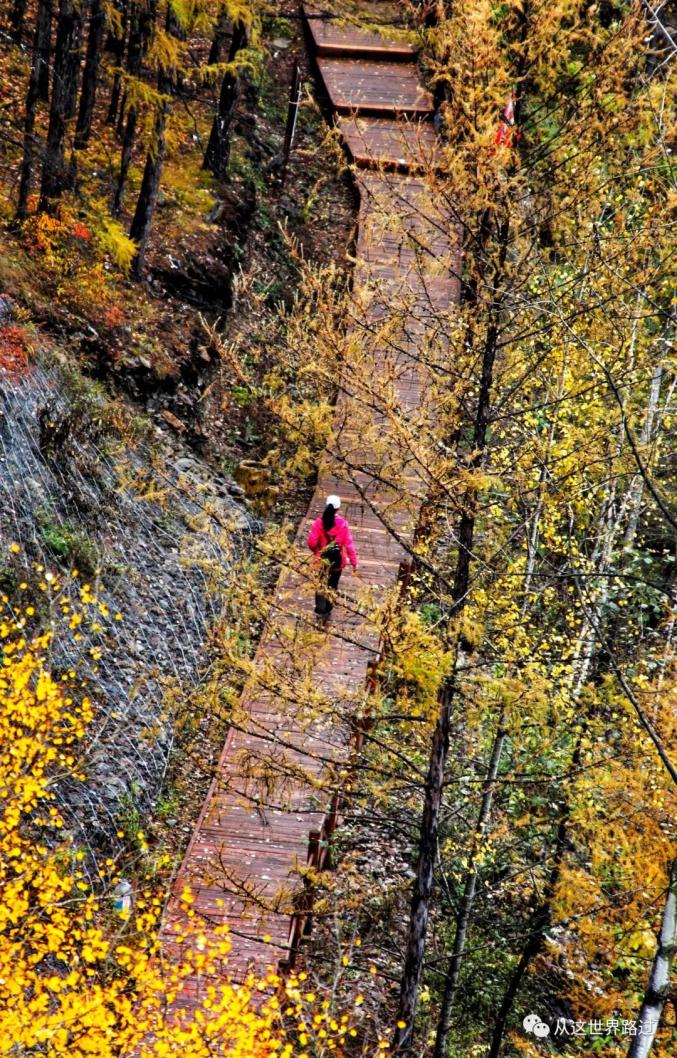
112, 0, 156, 215
115, 89, 128, 134
522, 362, 567, 602
487, 811, 571, 1058
107, 67, 124, 127
202, 20, 248, 179
38, 0, 84, 211
17, 0, 51, 219
433, 717, 507, 1058
106, 1, 129, 125
622, 352, 667, 549
113, 106, 137, 214
128, 97, 168, 277
128, 8, 177, 277
393, 669, 457, 1054
208, 7, 229, 65
392, 235, 509, 1052
627, 857, 677, 1058
37, 0, 52, 101
10, 0, 28, 44
74, 0, 105, 148
64, 0, 85, 121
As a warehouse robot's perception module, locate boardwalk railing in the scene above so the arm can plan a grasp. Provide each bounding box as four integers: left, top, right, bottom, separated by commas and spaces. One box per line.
282, 653, 383, 970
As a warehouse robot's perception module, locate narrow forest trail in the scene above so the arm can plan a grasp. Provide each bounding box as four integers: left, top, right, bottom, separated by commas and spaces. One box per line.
165, 2, 459, 1009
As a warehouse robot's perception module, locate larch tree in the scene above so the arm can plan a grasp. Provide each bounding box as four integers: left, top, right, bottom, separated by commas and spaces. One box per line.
74, 0, 107, 149
202, 2, 263, 180
17, 0, 52, 219
112, 0, 158, 216
38, 0, 86, 211
127, 1, 180, 276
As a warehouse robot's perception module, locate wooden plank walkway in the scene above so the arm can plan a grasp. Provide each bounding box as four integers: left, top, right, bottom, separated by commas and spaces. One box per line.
338, 115, 438, 170
306, 3, 416, 59
317, 58, 433, 115
164, 1, 459, 1008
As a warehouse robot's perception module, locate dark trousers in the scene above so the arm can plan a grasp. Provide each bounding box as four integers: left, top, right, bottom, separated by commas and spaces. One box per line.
315, 566, 342, 615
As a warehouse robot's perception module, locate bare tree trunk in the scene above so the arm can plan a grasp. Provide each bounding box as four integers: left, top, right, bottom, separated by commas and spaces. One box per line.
128, 96, 168, 277
115, 88, 128, 135
74, 0, 105, 148
393, 667, 457, 1054
10, 0, 28, 44
627, 857, 677, 1058
38, 0, 84, 211
622, 353, 667, 549
17, 0, 51, 219
487, 804, 573, 1058
37, 0, 51, 101
106, 0, 129, 125
113, 103, 137, 213
522, 362, 567, 602
202, 20, 248, 179
64, 0, 85, 121
433, 715, 507, 1058
128, 7, 177, 277
208, 7, 229, 65
112, 0, 155, 215
569, 483, 619, 697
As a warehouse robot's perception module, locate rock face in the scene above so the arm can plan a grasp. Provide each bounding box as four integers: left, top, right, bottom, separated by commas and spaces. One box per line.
0, 361, 253, 853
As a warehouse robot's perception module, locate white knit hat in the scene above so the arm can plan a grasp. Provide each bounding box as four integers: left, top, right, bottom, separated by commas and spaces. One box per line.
326, 494, 341, 509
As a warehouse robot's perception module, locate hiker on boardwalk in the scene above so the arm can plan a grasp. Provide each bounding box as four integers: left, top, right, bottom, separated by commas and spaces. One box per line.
307, 494, 358, 618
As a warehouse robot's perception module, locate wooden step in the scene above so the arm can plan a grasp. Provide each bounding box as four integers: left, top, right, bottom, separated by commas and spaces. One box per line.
305, 3, 417, 60
338, 115, 437, 169
317, 57, 433, 117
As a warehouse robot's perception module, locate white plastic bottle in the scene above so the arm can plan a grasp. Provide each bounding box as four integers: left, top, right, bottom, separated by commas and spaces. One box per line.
112, 879, 132, 917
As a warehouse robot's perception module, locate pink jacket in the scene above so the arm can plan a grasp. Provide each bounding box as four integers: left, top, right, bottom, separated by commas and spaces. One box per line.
307, 515, 358, 570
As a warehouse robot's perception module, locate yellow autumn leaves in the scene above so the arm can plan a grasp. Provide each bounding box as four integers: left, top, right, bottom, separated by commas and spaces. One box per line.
0, 577, 386, 1056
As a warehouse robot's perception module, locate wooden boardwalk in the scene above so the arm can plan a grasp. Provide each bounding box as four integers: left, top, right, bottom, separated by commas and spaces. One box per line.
165, 2, 458, 1007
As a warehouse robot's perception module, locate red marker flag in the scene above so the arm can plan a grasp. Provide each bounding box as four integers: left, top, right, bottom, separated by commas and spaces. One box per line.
495, 95, 518, 147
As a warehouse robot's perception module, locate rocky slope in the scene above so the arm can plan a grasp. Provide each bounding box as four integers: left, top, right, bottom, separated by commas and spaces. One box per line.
0, 316, 253, 858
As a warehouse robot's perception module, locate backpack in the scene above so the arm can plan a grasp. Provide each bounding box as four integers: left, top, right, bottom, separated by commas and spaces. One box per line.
320, 527, 342, 570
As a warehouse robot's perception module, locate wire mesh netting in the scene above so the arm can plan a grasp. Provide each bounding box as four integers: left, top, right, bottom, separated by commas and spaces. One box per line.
0, 354, 254, 860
